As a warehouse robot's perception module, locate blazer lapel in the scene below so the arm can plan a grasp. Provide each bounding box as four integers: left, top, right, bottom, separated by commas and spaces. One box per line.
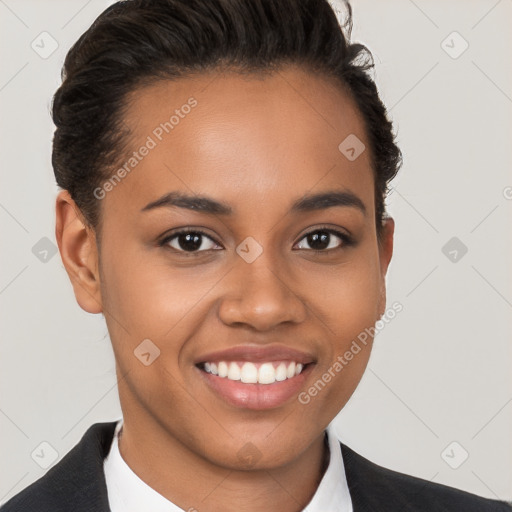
62, 421, 118, 511
340, 441, 423, 512
4, 421, 118, 512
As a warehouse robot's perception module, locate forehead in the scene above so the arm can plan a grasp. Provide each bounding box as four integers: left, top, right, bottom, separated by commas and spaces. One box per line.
103, 65, 374, 221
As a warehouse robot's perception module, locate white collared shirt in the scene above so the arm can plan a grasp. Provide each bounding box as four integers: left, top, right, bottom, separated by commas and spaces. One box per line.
103, 417, 353, 511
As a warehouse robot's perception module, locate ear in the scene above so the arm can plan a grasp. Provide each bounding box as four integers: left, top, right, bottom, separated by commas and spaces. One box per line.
55, 190, 103, 314
377, 216, 395, 317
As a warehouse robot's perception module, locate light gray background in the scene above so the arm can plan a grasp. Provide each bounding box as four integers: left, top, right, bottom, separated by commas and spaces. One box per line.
1, 0, 511, 505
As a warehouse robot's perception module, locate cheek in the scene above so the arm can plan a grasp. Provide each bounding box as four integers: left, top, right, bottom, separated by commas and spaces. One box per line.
302, 248, 382, 396
309, 253, 383, 339
99, 243, 223, 349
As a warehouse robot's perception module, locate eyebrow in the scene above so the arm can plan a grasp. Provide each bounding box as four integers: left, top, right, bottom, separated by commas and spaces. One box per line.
141, 189, 366, 216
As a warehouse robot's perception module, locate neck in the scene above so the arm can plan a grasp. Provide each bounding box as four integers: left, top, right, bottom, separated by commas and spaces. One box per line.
117, 418, 330, 512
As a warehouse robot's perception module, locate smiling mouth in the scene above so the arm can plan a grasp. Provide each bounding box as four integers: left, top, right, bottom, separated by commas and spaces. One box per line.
196, 360, 310, 385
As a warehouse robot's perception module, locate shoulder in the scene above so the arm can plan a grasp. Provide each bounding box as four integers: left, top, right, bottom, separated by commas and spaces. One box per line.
340, 442, 512, 512
1, 421, 117, 512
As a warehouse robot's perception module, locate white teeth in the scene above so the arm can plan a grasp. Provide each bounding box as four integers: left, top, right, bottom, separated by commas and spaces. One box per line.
203, 360, 306, 384
228, 361, 241, 380
275, 363, 287, 381
258, 363, 276, 384
218, 361, 228, 377
240, 362, 258, 383
286, 362, 296, 379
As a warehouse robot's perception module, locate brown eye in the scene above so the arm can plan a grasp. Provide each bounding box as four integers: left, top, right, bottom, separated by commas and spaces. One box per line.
161, 230, 221, 253
295, 228, 352, 252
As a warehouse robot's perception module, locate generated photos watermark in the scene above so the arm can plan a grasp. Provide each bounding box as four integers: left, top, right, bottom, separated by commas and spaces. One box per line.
93, 97, 198, 200
298, 301, 403, 405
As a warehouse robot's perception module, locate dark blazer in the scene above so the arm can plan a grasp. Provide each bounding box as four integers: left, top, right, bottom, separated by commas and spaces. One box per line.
1, 421, 511, 511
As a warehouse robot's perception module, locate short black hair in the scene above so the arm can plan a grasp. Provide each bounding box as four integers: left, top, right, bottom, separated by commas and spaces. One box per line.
51, 0, 402, 237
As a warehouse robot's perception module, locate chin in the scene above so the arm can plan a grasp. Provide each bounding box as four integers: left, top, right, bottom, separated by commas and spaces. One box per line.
202, 428, 314, 472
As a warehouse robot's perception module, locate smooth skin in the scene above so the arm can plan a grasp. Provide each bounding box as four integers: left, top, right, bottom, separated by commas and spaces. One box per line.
55, 65, 394, 512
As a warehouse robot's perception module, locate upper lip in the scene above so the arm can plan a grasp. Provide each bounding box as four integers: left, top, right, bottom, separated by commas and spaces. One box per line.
195, 345, 316, 365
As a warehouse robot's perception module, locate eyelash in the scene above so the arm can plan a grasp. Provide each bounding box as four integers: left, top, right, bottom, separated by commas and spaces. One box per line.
158, 226, 354, 256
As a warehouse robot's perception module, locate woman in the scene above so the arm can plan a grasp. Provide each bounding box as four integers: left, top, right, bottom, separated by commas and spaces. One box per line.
3, 0, 510, 510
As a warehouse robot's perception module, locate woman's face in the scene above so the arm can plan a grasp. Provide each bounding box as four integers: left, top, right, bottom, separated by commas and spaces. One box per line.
65, 65, 393, 470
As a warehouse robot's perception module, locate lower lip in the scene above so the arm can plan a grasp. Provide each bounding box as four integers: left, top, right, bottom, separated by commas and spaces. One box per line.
197, 365, 313, 410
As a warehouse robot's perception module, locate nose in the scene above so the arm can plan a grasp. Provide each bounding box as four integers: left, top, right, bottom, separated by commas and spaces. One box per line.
218, 256, 307, 332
